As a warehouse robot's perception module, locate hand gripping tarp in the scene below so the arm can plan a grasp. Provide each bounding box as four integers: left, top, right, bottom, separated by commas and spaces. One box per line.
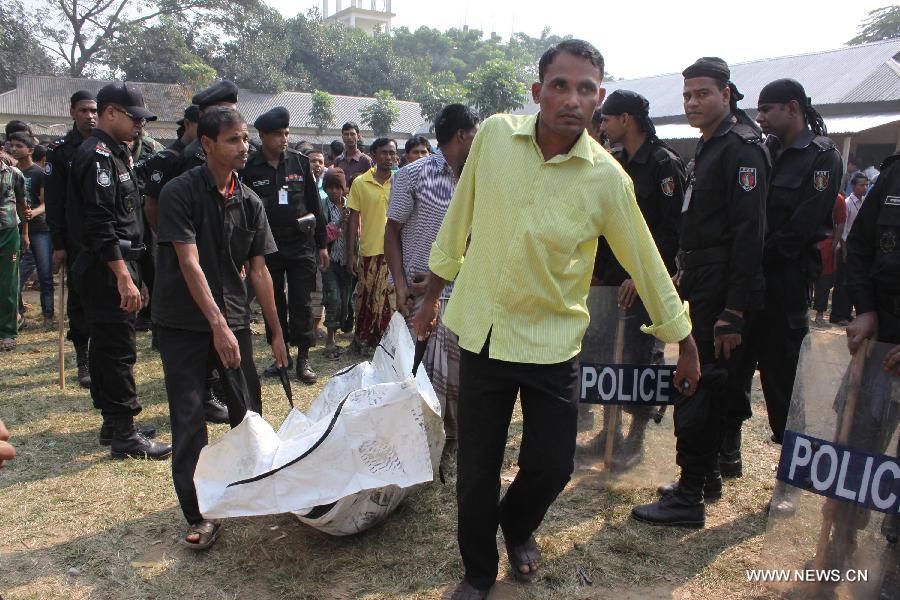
575, 286, 678, 487
762, 329, 899, 599
194, 312, 445, 535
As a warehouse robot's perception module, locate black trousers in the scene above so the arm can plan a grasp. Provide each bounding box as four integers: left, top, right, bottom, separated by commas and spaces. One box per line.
157, 325, 261, 524
88, 320, 141, 417
457, 338, 579, 590
265, 252, 317, 349
65, 249, 90, 347
677, 264, 751, 475
830, 255, 852, 322
813, 273, 834, 313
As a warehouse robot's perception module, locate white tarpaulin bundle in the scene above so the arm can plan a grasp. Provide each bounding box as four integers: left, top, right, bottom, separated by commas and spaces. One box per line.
194, 312, 445, 535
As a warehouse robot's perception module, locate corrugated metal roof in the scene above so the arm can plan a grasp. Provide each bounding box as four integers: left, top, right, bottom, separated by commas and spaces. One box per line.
0, 75, 428, 136
518, 39, 900, 119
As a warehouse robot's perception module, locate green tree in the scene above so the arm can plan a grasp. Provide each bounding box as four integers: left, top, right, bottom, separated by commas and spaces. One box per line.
464, 59, 528, 120
0, 0, 57, 92
360, 90, 401, 137
309, 90, 336, 134
847, 5, 900, 44
104, 17, 206, 84
414, 70, 467, 125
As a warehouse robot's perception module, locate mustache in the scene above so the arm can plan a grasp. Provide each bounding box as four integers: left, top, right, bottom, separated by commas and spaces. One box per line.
557, 110, 583, 119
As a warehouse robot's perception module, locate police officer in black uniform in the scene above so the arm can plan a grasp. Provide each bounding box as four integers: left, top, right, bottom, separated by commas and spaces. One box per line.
68, 82, 171, 459
721, 80, 843, 466
241, 106, 327, 383
845, 150, 900, 600
171, 105, 200, 155
45, 90, 97, 389
632, 58, 768, 527
593, 90, 685, 470
142, 81, 240, 424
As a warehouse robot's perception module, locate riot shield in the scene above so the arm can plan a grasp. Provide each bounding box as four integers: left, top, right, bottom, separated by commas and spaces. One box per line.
762, 329, 899, 599
574, 286, 678, 488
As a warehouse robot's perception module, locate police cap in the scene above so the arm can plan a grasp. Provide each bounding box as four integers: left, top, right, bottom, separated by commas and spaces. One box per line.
192, 81, 239, 111
96, 82, 156, 121
601, 89, 650, 117
176, 105, 200, 127
254, 106, 290, 133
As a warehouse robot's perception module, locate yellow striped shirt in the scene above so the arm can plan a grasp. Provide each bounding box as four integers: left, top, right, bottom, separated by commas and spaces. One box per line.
429, 113, 691, 364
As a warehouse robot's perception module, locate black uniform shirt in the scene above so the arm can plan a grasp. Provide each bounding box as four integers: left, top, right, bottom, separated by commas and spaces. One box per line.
239, 147, 326, 258
143, 138, 206, 200
680, 115, 769, 311
153, 165, 277, 332
68, 128, 145, 261
764, 129, 843, 264
44, 127, 86, 250
594, 138, 685, 285
846, 153, 900, 334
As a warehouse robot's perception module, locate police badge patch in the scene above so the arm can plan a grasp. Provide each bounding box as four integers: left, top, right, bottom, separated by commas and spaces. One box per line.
814, 170, 830, 192
43, 162, 52, 176
738, 167, 757, 192
151, 170, 162, 183
660, 177, 675, 197
97, 168, 111, 187
882, 230, 897, 253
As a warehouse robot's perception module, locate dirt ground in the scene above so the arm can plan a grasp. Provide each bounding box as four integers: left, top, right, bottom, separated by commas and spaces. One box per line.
0, 288, 804, 599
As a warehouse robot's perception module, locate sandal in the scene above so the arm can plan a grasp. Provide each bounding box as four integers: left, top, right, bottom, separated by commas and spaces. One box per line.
325, 345, 342, 360
180, 519, 221, 551
0, 338, 15, 352
446, 579, 489, 600
505, 535, 541, 582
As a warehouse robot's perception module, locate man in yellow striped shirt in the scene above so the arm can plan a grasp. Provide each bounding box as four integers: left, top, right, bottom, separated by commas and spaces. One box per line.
413, 40, 700, 599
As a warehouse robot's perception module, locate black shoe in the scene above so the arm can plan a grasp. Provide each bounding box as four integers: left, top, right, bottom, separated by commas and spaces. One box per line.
447, 579, 490, 600
110, 418, 171, 460
204, 390, 230, 424
718, 427, 743, 478
99, 420, 157, 446
75, 343, 91, 389
632, 490, 705, 528
657, 471, 723, 501
296, 349, 316, 384
264, 357, 293, 377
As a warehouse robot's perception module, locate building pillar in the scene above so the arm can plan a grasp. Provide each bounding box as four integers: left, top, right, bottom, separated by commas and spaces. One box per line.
841, 135, 852, 173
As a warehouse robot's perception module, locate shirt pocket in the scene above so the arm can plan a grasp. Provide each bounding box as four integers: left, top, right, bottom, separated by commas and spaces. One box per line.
228, 223, 255, 263
528, 198, 589, 274
768, 172, 803, 212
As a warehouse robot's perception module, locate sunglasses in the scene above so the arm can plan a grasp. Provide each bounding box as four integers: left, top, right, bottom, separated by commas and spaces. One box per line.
112, 106, 147, 126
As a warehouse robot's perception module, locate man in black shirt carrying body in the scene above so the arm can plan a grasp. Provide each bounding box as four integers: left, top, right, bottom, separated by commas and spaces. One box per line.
632, 57, 768, 528
153, 107, 286, 551
45, 90, 98, 388
593, 90, 686, 470
68, 82, 170, 459
240, 106, 327, 383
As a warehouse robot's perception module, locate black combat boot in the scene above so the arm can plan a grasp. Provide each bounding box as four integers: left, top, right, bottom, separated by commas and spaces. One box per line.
75, 342, 91, 389
657, 469, 723, 501
99, 418, 157, 446
296, 347, 316, 384
632, 471, 705, 528
110, 416, 171, 460
718, 427, 743, 478
203, 379, 230, 424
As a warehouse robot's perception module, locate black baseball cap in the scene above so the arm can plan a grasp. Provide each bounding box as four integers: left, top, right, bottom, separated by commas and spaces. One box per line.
176, 105, 200, 126
96, 82, 156, 121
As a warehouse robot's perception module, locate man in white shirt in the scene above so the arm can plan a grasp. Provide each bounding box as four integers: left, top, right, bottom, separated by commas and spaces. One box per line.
832, 172, 869, 325
843, 173, 869, 242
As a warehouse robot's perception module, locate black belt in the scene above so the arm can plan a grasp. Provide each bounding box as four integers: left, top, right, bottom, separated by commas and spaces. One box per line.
680, 245, 730, 270
271, 226, 304, 237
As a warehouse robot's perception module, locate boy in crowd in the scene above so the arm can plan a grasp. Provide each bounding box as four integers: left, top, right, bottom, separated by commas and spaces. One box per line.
321, 168, 354, 358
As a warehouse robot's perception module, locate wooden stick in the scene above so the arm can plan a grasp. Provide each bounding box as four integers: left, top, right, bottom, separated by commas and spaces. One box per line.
813, 338, 868, 578
57, 264, 66, 393
603, 307, 628, 472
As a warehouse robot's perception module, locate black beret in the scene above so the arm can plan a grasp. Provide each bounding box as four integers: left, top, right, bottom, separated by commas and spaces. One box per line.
601, 89, 650, 117
176, 104, 200, 126
682, 57, 730, 83
758, 78, 809, 108
254, 106, 290, 133
192, 80, 239, 110
70, 90, 95, 107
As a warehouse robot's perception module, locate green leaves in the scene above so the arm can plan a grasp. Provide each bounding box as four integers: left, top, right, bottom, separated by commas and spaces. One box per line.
309, 90, 336, 135
464, 59, 528, 120
847, 5, 900, 45
360, 90, 401, 137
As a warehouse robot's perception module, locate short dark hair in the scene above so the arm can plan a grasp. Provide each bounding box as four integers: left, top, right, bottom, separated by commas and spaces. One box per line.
32, 144, 47, 162
404, 135, 431, 154
307, 148, 324, 158
850, 173, 869, 186
330, 140, 344, 156
591, 106, 603, 125
370, 137, 396, 155
199, 107, 246, 141
434, 104, 479, 146
5, 120, 32, 139
8, 132, 34, 149
341, 122, 360, 134
538, 39, 604, 83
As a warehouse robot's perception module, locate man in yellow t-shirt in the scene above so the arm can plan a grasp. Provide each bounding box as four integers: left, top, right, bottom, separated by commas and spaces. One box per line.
346, 138, 397, 350
413, 40, 701, 599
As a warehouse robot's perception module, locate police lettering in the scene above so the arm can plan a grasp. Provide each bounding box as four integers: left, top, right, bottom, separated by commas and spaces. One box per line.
580, 364, 675, 405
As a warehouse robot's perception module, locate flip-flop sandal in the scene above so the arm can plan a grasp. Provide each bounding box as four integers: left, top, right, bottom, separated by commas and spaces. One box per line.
505, 535, 541, 582
180, 520, 221, 551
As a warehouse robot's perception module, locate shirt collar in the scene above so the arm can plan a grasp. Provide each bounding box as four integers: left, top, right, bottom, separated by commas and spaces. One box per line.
511, 114, 595, 166
626, 138, 654, 165
92, 128, 127, 158
201, 165, 242, 204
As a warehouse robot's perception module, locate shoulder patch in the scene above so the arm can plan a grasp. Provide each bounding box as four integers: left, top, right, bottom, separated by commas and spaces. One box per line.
660, 177, 675, 197
738, 167, 757, 192
812, 135, 835, 151
43, 162, 53, 176
813, 170, 830, 192
150, 170, 163, 183
94, 142, 111, 158
885, 196, 900, 207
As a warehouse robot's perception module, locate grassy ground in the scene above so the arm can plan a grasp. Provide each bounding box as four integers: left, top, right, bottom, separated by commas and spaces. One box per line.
1, 288, 797, 600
